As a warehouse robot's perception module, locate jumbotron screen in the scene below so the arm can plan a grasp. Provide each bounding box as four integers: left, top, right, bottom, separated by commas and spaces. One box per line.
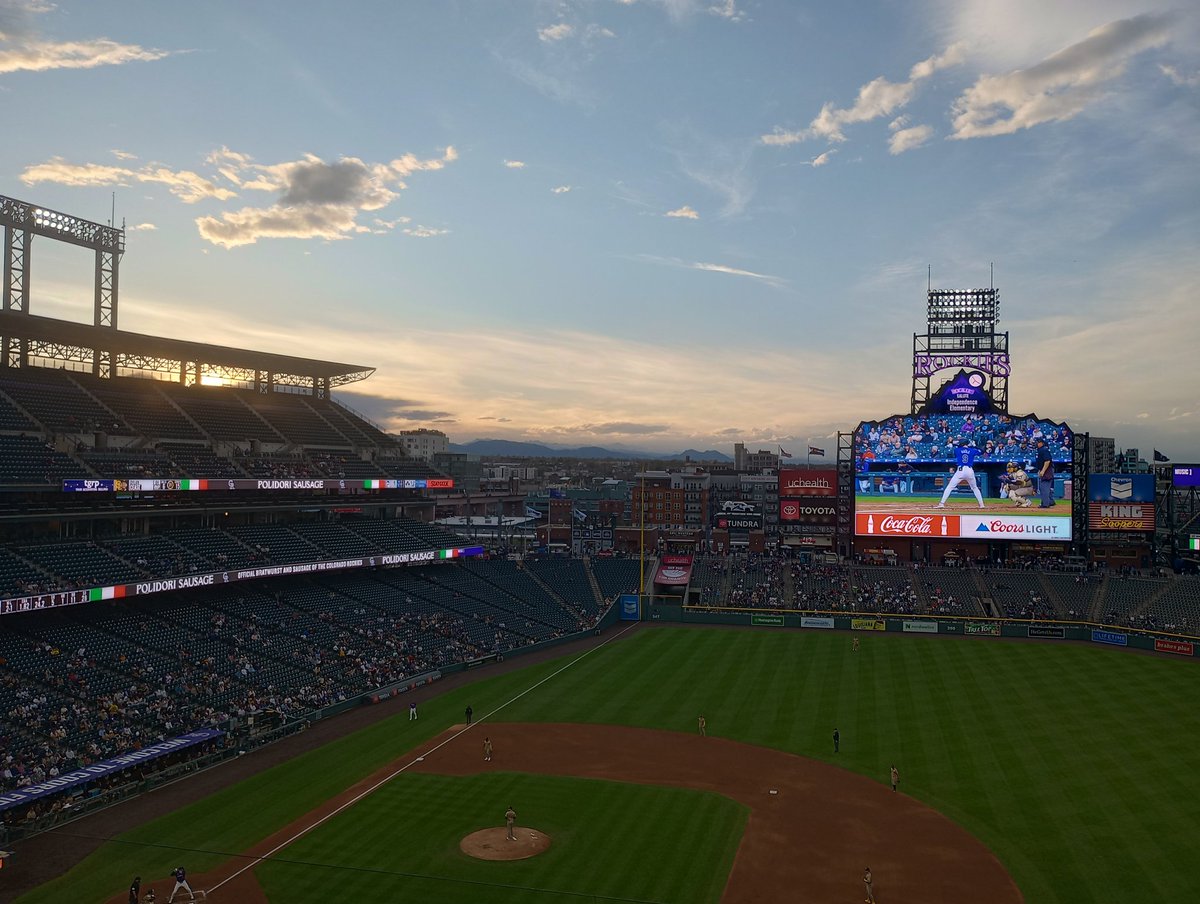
853, 412, 1073, 542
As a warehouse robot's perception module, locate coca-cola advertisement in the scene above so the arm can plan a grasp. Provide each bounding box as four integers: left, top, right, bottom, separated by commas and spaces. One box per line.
856, 513, 960, 537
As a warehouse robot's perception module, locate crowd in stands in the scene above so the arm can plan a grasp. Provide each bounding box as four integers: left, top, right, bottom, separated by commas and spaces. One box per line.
855, 413, 1072, 464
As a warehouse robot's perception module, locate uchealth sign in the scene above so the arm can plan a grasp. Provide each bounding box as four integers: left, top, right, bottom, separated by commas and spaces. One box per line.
779, 469, 837, 497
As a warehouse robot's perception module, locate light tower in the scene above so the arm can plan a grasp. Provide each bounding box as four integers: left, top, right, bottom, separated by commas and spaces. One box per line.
911, 287, 1008, 415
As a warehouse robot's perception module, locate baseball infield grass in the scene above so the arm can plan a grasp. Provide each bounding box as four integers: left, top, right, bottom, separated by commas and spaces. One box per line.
17, 626, 1200, 904
254, 773, 745, 904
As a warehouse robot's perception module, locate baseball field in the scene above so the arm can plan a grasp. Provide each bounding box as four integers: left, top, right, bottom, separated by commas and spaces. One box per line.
15, 624, 1200, 904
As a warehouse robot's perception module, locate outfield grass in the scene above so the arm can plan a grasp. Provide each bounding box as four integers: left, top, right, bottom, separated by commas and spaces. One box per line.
18, 627, 1200, 904
255, 773, 745, 904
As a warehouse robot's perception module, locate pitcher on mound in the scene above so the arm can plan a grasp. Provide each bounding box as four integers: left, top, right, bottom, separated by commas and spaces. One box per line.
937, 440, 986, 509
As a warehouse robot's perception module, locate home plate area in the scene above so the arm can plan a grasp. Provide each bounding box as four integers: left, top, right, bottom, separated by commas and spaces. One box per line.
460, 826, 552, 861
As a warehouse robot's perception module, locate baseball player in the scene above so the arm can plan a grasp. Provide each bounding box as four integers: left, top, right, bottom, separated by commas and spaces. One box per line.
505, 806, 517, 841
890, 764, 900, 792
1004, 462, 1035, 508
129, 876, 141, 904
864, 866, 876, 903
698, 715, 706, 737
483, 736, 493, 761
409, 701, 418, 720
936, 440, 986, 509
167, 866, 192, 903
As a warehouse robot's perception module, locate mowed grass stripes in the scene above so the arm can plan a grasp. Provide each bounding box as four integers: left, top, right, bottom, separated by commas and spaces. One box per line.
18, 626, 1200, 904
254, 773, 746, 904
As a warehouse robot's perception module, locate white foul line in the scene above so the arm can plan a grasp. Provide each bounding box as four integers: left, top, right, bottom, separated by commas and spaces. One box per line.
209, 621, 639, 893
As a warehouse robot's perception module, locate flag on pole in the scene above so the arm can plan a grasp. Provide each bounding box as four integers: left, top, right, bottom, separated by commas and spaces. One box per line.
1153, 449, 1170, 462
808, 446, 825, 457
779, 447, 792, 458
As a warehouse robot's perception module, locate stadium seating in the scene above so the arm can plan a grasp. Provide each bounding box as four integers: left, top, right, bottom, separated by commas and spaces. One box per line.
0, 435, 81, 486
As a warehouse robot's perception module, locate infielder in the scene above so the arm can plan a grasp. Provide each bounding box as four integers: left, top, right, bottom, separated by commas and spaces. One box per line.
1003, 462, 1035, 508
483, 736, 493, 761
937, 440, 986, 509
864, 866, 876, 903
505, 806, 517, 841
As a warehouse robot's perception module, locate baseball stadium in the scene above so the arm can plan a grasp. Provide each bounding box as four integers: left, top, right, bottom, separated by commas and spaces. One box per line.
1, 196, 1199, 904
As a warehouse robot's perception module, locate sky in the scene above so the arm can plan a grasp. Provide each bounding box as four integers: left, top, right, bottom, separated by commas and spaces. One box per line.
2, 0, 1198, 459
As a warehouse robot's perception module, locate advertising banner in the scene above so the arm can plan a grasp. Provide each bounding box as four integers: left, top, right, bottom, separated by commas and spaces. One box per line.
713, 512, 764, 532
779, 469, 838, 497
964, 621, 1001, 636
801, 616, 834, 629
957, 515, 1072, 541
0, 546, 484, 617
1027, 625, 1065, 639
63, 477, 454, 492
1154, 638, 1195, 656
779, 499, 837, 525
856, 513, 959, 537
619, 594, 640, 621
1172, 466, 1200, 488
751, 614, 785, 626
0, 728, 223, 812
1088, 474, 1155, 503
851, 617, 886, 631
1091, 629, 1128, 646
654, 555, 693, 586
1088, 503, 1155, 532
902, 620, 939, 633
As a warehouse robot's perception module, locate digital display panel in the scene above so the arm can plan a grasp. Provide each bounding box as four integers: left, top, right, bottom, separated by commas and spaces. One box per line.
1173, 466, 1200, 488
62, 477, 454, 493
853, 410, 1073, 541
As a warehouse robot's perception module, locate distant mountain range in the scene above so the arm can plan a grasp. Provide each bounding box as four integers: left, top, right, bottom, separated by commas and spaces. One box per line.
449, 439, 733, 462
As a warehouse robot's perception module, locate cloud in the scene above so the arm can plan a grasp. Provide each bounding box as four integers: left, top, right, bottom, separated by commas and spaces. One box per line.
111, 149, 137, 161
636, 254, 787, 288
20, 157, 237, 202
691, 261, 785, 286
707, 0, 745, 22
950, 13, 1176, 139
538, 23, 574, 42
503, 159, 526, 168
551, 185, 572, 193
761, 43, 965, 146
888, 124, 934, 154
665, 204, 699, 219
809, 150, 834, 167
0, 4, 172, 75
531, 421, 671, 436
1160, 63, 1200, 87
402, 225, 449, 238
0, 38, 170, 74
193, 147, 456, 248
130, 222, 156, 231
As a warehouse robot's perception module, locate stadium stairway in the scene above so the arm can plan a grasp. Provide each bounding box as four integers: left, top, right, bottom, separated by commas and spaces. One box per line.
1123, 580, 1176, 625
583, 557, 606, 610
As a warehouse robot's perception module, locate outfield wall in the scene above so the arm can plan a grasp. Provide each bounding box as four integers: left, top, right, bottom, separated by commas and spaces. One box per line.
646, 606, 1198, 657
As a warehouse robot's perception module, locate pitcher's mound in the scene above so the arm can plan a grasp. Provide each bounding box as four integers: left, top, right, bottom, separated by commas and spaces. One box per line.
461, 826, 551, 860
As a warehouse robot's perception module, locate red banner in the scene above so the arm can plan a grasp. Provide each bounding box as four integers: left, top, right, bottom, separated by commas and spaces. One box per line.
1088, 503, 1154, 531
655, 555, 693, 586
779, 469, 837, 497
1154, 638, 1194, 656
856, 512, 960, 537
